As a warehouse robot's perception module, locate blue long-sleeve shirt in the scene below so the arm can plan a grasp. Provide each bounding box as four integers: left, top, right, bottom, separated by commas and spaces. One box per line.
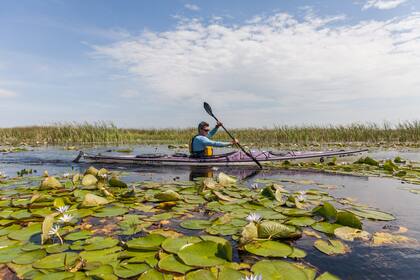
191, 127, 230, 153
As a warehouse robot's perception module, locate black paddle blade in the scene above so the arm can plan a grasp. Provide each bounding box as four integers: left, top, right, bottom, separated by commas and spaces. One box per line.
203, 102, 214, 117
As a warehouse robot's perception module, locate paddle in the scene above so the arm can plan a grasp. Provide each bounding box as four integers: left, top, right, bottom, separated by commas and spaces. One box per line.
203, 102, 263, 169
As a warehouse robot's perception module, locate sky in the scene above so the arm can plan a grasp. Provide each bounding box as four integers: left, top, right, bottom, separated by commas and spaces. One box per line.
0, 0, 419, 128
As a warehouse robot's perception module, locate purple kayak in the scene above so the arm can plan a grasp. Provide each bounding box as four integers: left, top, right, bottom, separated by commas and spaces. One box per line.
74, 149, 368, 167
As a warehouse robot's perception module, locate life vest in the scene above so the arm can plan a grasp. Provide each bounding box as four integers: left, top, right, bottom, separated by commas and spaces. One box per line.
190, 135, 213, 157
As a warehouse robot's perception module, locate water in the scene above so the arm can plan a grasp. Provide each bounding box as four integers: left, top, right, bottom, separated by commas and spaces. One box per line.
1, 146, 420, 279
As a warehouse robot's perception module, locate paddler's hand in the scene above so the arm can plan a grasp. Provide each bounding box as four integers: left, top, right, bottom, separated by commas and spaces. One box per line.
216, 121, 223, 128
231, 138, 239, 146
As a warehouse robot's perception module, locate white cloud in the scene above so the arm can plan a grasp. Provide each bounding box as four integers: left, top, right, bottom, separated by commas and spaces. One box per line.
0, 88, 17, 98
184, 4, 200, 11
93, 12, 420, 119
363, 0, 407, 10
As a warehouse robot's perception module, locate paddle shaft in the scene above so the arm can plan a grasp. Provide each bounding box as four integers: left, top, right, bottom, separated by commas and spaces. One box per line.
209, 116, 263, 169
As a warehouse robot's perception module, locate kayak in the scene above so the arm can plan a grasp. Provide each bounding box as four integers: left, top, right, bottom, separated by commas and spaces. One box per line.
73, 149, 368, 166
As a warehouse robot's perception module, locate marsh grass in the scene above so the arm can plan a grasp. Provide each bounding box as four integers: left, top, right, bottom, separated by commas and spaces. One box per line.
0, 121, 419, 147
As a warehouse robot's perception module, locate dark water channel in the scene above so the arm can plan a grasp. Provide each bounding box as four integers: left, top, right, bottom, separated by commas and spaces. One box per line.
1, 146, 420, 279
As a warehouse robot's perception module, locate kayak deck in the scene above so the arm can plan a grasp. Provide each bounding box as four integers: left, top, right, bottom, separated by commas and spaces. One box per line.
74, 149, 368, 166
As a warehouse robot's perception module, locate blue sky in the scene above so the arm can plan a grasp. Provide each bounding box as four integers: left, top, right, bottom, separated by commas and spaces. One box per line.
0, 0, 419, 128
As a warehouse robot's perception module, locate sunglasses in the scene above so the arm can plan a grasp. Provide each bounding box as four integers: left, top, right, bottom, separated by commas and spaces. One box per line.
202, 128, 210, 132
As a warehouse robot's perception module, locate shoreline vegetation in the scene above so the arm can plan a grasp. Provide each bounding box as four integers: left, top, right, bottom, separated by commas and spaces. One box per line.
0, 122, 419, 148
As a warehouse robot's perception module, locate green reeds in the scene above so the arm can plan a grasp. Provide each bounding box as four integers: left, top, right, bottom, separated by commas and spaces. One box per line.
0, 121, 419, 147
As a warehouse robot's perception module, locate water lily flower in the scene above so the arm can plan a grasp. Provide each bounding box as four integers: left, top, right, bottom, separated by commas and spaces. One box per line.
99, 174, 108, 179
241, 274, 262, 280
56, 205, 70, 213
48, 224, 61, 236
297, 191, 306, 202
246, 212, 262, 223
251, 183, 259, 190
63, 173, 70, 178
59, 213, 74, 223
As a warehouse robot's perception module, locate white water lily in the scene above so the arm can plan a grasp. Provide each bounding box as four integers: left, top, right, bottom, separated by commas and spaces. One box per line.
241, 274, 262, 280
297, 191, 306, 202
63, 173, 70, 178
246, 212, 262, 223
56, 205, 70, 213
48, 224, 61, 236
59, 214, 74, 223
251, 183, 259, 190
99, 174, 108, 179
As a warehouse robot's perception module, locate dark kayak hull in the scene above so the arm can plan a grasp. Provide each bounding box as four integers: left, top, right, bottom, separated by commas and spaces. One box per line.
74, 149, 368, 166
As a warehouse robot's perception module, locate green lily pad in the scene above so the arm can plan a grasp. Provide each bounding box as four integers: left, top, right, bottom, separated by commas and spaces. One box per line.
178, 241, 227, 267
258, 221, 301, 239
45, 243, 70, 253
138, 269, 173, 280
180, 219, 212, 230
0, 224, 21, 236
251, 260, 308, 280
8, 223, 42, 241
314, 239, 350, 255
85, 264, 117, 280
288, 247, 307, 259
121, 251, 156, 263
40, 177, 62, 190
314, 202, 337, 222
93, 206, 128, 217
286, 217, 316, 227
200, 235, 233, 261
245, 240, 293, 257
33, 252, 79, 269
154, 190, 181, 201
79, 246, 122, 264
33, 271, 76, 280
109, 176, 128, 188
84, 236, 119, 250
21, 243, 42, 251
81, 193, 109, 207
311, 222, 343, 234
186, 269, 216, 280
0, 245, 22, 263
126, 234, 166, 250
11, 209, 32, 220
336, 211, 362, 229
348, 208, 395, 221
218, 266, 244, 279
316, 272, 341, 280
158, 254, 194, 274
113, 262, 150, 278
161, 236, 201, 254
82, 174, 98, 186
12, 249, 46, 264
64, 230, 93, 241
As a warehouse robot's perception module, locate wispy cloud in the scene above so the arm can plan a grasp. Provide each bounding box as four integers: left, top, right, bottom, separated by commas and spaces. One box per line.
93, 12, 420, 122
0, 88, 17, 98
184, 4, 200, 11
362, 0, 407, 10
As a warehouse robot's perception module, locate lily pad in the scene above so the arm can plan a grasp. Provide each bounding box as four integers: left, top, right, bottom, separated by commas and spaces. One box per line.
85, 264, 117, 280
258, 221, 301, 239
81, 193, 109, 207
64, 230, 93, 241
109, 176, 128, 188
8, 223, 41, 241
82, 174, 98, 186
348, 208, 395, 221
84, 236, 119, 250
12, 249, 46, 264
158, 254, 194, 274
316, 272, 341, 280
244, 240, 293, 257
336, 211, 362, 229
113, 262, 150, 278
180, 219, 212, 230
45, 243, 70, 253
186, 269, 216, 280
138, 269, 173, 280
161, 236, 201, 254
154, 190, 181, 202
218, 173, 237, 186
178, 241, 227, 267
286, 217, 316, 227
0, 245, 22, 263
314, 202, 337, 222
251, 260, 308, 280
371, 232, 417, 246
40, 177, 62, 190
93, 206, 128, 217
311, 222, 343, 234
33, 252, 78, 269
314, 239, 350, 255
126, 234, 166, 250
334, 226, 370, 241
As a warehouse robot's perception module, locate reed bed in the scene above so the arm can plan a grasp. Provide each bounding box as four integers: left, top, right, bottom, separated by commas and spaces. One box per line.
0, 121, 419, 147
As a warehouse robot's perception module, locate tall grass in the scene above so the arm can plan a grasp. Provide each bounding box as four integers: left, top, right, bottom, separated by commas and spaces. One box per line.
0, 121, 419, 147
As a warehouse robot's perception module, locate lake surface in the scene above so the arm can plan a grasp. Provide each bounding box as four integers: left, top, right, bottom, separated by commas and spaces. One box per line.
1, 146, 420, 279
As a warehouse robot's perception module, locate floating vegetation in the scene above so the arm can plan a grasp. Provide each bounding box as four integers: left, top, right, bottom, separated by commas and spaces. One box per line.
0, 167, 417, 279
1, 121, 420, 147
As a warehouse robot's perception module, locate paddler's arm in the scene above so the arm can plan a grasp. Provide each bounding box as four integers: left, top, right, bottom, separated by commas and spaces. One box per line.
200, 137, 231, 147
207, 121, 223, 138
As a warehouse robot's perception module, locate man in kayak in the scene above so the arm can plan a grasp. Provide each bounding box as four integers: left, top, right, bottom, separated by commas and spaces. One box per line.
190, 121, 238, 157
